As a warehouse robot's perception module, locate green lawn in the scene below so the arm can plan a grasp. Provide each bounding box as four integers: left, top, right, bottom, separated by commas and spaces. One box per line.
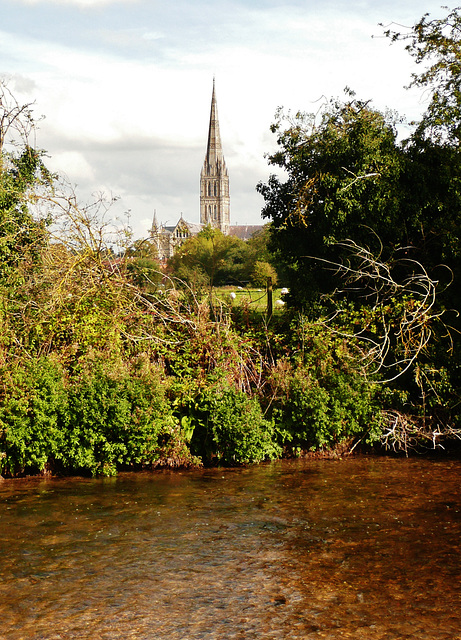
213, 286, 286, 313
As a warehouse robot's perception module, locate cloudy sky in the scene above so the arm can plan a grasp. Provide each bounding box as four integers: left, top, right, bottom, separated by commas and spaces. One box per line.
1, 0, 449, 238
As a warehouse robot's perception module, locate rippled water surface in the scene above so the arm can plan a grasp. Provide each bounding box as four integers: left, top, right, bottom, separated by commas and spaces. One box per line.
1, 457, 461, 639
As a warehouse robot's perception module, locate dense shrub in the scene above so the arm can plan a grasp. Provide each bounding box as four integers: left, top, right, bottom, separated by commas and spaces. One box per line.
62, 360, 180, 476
189, 382, 281, 465
0, 357, 67, 476
0, 354, 192, 477
268, 326, 382, 451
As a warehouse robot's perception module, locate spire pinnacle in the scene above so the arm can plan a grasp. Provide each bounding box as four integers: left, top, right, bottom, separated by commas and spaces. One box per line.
205, 78, 224, 168
151, 209, 158, 234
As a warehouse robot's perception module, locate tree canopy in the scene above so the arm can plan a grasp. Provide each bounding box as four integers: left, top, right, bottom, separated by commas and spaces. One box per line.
258, 5, 461, 313
167, 224, 276, 288
383, 5, 461, 145
257, 97, 407, 308
0, 82, 52, 281
256, 7, 461, 434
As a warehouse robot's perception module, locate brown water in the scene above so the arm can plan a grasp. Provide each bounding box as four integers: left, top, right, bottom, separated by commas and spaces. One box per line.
0, 457, 460, 640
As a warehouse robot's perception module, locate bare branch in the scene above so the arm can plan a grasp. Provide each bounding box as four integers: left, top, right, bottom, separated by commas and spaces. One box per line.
0, 79, 36, 153
381, 410, 461, 455
309, 239, 449, 383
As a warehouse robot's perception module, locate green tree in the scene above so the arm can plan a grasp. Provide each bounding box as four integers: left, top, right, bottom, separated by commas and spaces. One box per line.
382, 6, 461, 315
242, 223, 280, 286
168, 225, 247, 287
256, 69, 461, 443
383, 6, 461, 145
251, 260, 278, 288
126, 237, 161, 293
257, 97, 405, 309
0, 81, 52, 281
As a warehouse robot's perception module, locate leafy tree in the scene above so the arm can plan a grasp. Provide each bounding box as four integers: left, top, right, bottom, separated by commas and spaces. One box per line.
258, 89, 461, 313
251, 260, 278, 288
168, 225, 247, 287
0, 81, 52, 281
126, 237, 161, 293
256, 31, 461, 439
383, 6, 461, 145
240, 224, 281, 286
127, 236, 159, 261
257, 97, 405, 309
382, 6, 461, 314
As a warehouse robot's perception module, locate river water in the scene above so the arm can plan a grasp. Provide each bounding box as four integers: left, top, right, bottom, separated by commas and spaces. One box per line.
1, 457, 460, 640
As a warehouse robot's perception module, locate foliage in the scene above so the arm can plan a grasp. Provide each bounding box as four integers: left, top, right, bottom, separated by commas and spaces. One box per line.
256, 30, 461, 444
0, 357, 67, 476
0, 81, 52, 282
189, 382, 281, 465
381, 7, 461, 314
251, 260, 278, 288
126, 237, 162, 293
0, 353, 195, 477
4, 26, 461, 479
258, 93, 461, 312
167, 224, 277, 288
168, 225, 247, 287
268, 324, 382, 451
383, 6, 461, 144
257, 97, 405, 309
62, 358, 182, 476
243, 224, 280, 285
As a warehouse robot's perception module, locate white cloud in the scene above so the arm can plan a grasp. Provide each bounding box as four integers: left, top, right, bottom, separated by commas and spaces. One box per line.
48, 151, 95, 182
142, 31, 164, 41
1, 0, 444, 237
4, 73, 37, 95
17, 0, 139, 6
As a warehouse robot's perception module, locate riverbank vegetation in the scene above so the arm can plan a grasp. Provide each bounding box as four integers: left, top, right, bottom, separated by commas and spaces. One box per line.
2, 6, 461, 477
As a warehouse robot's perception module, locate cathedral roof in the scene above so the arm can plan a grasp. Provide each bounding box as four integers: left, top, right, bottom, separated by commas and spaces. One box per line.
183, 222, 203, 235
162, 220, 203, 235
228, 225, 263, 241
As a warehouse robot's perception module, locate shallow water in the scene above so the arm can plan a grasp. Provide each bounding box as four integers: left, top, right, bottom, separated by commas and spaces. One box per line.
1, 457, 461, 639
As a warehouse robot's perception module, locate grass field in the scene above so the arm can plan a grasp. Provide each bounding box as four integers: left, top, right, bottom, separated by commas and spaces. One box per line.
213, 286, 286, 314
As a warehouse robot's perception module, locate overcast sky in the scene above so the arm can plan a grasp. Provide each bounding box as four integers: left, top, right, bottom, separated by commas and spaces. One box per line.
1, 0, 450, 238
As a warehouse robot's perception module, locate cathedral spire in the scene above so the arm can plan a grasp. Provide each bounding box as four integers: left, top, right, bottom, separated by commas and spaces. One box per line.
205, 77, 224, 169
200, 78, 230, 233
151, 209, 158, 231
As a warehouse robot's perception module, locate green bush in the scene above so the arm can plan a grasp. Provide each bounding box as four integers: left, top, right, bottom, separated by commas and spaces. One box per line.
0, 354, 189, 477
61, 360, 182, 476
0, 357, 67, 476
190, 383, 281, 465
269, 326, 382, 451
273, 366, 381, 450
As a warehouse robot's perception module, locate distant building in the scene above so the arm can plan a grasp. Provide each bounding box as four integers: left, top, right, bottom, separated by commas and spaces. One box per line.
152, 79, 262, 262
200, 78, 230, 234
228, 225, 263, 241
150, 212, 202, 261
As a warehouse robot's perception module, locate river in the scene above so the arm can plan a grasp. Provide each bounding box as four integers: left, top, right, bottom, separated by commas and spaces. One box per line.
0, 457, 460, 639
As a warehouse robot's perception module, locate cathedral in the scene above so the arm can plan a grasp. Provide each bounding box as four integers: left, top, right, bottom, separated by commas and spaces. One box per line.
151, 79, 261, 262
200, 77, 230, 233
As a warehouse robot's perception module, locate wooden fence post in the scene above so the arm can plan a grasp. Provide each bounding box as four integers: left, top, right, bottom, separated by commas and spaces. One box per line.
266, 276, 273, 320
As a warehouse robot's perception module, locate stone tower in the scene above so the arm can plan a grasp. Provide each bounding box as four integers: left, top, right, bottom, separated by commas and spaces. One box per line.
200, 79, 230, 234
